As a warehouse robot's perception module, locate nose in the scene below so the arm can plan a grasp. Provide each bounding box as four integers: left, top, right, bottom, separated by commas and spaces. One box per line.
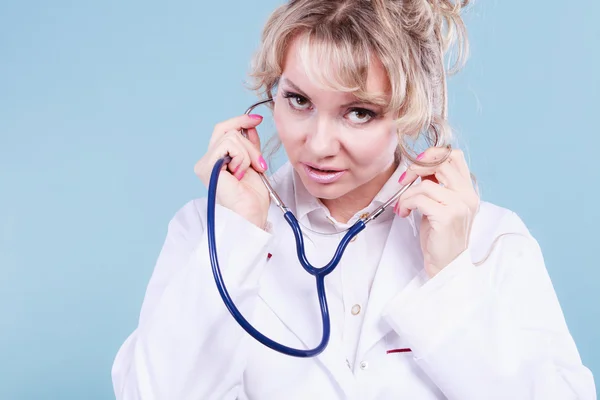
306, 117, 340, 158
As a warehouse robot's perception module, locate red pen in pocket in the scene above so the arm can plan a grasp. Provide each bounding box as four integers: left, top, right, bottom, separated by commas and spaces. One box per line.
386, 348, 412, 354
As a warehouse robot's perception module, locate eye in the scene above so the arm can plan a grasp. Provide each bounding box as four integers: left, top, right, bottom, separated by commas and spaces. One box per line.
282, 91, 312, 111
346, 108, 376, 124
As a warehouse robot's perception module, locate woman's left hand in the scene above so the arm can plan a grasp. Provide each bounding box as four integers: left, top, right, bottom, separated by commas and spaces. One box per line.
395, 147, 480, 278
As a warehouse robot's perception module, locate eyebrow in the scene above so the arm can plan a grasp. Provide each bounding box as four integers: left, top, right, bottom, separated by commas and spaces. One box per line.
281, 77, 388, 109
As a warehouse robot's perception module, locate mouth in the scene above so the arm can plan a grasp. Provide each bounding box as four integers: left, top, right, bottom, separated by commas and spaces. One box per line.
301, 163, 347, 184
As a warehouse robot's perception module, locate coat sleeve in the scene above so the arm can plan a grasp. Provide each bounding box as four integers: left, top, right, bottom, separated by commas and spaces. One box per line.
383, 211, 596, 400
111, 199, 273, 400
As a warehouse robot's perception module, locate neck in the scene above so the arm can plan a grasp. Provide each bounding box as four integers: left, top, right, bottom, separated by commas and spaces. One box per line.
321, 162, 397, 224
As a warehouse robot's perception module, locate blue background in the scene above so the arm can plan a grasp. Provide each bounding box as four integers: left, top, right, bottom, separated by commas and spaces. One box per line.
1, 1, 598, 398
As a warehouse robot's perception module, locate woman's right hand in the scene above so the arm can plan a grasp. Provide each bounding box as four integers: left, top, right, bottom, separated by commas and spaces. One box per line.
194, 114, 270, 229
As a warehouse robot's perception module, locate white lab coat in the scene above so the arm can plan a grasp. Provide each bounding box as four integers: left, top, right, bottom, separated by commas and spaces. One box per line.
112, 163, 596, 399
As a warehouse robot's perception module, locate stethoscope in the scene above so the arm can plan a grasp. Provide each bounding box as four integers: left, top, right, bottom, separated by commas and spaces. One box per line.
207, 98, 449, 357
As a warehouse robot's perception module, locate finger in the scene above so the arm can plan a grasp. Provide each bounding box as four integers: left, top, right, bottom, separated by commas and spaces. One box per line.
194, 135, 249, 183
209, 114, 264, 147
399, 179, 458, 206
245, 127, 262, 152
421, 175, 439, 185
224, 147, 250, 180
216, 136, 252, 180
237, 130, 268, 172
416, 147, 470, 178
218, 130, 267, 176
396, 193, 445, 218
446, 149, 470, 177
400, 149, 469, 191
414, 160, 464, 190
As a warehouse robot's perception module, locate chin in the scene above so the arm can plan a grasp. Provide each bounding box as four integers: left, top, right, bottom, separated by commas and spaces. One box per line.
297, 173, 353, 200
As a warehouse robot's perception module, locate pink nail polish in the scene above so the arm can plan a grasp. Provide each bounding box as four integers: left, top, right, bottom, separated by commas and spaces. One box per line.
237, 169, 245, 180
259, 156, 268, 171
249, 114, 263, 120
416, 152, 425, 160
398, 171, 406, 183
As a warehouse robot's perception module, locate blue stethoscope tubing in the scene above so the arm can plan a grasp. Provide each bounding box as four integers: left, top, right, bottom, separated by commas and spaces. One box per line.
207, 155, 366, 357
206, 98, 435, 358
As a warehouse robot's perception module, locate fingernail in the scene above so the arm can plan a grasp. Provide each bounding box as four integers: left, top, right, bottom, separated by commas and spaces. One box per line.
237, 169, 245, 180
416, 152, 425, 160
249, 114, 263, 120
259, 156, 268, 171
398, 171, 406, 183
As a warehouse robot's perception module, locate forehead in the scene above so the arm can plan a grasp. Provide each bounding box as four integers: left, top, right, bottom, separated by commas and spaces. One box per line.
281, 34, 391, 102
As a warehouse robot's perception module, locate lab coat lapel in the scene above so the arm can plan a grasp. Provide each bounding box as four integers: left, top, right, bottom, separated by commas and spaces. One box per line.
356, 215, 424, 359
258, 221, 357, 398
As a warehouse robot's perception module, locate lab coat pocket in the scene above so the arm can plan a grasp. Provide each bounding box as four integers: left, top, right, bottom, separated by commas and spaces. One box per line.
383, 331, 415, 377
384, 332, 413, 356
383, 332, 444, 398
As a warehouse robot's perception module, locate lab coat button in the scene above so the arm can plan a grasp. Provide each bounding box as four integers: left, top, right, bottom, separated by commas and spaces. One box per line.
346, 359, 351, 369
360, 361, 368, 370
351, 304, 361, 315
350, 235, 358, 242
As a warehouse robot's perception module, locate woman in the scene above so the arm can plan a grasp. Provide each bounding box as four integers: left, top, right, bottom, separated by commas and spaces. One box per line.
112, 0, 596, 398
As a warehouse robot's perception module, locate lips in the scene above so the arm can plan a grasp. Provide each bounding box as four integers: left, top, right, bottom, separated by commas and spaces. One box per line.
303, 162, 344, 173
302, 163, 347, 184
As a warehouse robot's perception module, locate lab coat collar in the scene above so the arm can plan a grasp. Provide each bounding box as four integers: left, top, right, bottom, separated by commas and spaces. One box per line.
290, 162, 418, 235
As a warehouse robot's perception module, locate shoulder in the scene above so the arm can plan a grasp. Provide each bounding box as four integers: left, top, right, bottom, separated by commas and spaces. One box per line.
473, 201, 530, 236
163, 198, 208, 245
474, 201, 531, 237
469, 200, 539, 263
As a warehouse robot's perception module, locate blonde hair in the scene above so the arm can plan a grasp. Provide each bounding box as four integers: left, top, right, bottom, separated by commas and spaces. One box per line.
248, 0, 470, 165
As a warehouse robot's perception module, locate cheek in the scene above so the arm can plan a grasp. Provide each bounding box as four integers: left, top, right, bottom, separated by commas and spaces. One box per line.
348, 128, 398, 165
273, 105, 302, 149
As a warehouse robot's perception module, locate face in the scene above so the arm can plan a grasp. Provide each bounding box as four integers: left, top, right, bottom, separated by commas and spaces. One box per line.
273, 38, 399, 204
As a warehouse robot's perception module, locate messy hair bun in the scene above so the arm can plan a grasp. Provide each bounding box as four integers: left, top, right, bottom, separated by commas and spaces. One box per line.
428, 0, 470, 73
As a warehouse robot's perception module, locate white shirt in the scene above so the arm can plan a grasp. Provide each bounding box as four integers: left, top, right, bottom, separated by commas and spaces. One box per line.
111, 162, 596, 400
